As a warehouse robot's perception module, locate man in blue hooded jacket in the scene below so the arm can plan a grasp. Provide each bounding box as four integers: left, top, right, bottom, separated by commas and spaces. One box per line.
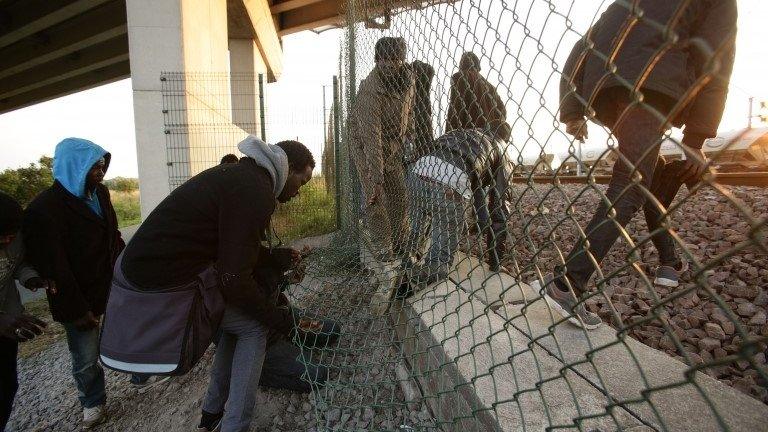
23, 138, 125, 429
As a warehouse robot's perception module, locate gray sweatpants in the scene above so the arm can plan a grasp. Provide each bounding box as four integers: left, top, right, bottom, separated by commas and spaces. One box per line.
202, 307, 327, 432
203, 307, 269, 432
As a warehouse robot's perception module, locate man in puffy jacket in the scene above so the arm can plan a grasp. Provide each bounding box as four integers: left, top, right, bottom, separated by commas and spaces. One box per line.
545, 0, 737, 330
24, 138, 125, 428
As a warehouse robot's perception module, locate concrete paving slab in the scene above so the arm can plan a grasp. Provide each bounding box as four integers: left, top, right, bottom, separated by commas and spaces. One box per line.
497, 279, 768, 432
393, 280, 644, 431
451, 252, 537, 307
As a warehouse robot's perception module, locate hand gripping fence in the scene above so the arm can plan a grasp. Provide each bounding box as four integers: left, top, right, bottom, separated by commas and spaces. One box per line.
163, 1, 768, 430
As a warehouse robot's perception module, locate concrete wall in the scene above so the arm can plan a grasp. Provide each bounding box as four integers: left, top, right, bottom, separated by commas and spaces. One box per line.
127, 0, 184, 217
128, 0, 266, 217
229, 39, 267, 136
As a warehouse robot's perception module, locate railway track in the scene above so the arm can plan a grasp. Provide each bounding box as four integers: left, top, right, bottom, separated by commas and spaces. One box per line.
512, 171, 768, 187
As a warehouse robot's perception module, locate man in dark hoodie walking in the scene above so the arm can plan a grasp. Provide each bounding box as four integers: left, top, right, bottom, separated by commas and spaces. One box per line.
543, 0, 737, 330
114, 136, 318, 432
24, 138, 125, 428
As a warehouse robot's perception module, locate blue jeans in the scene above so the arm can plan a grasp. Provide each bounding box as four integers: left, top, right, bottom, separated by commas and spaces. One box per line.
62, 323, 106, 409
203, 307, 269, 432
405, 172, 468, 277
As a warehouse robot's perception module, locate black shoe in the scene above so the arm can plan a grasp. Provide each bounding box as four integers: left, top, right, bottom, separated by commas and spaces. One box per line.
197, 411, 223, 432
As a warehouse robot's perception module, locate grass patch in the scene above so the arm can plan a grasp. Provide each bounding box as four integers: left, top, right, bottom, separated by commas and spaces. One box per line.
111, 190, 142, 228
18, 298, 65, 359
273, 177, 337, 242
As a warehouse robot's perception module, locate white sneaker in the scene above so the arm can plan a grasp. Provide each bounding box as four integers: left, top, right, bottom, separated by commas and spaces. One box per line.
83, 405, 106, 429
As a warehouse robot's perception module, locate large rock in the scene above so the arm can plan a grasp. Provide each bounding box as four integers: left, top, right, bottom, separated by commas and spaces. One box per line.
724, 284, 758, 300
698, 337, 722, 352
737, 303, 758, 317
704, 323, 727, 340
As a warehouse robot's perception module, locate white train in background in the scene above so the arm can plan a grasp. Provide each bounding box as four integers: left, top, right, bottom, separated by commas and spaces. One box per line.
518, 127, 768, 175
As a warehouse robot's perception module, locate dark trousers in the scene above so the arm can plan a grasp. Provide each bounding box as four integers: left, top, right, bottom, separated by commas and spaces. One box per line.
260, 338, 327, 392
644, 158, 694, 267
0, 338, 18, 432
564, 102, 685, 294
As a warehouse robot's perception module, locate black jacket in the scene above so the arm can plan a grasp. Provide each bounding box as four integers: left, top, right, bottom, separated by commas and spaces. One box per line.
559, 0, 737, 148
120, 159, 294, 335
430, 129, 512, 269
24, 181, 124, 323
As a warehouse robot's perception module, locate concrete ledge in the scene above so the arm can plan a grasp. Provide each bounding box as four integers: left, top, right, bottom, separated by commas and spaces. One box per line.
392, 281, 642, 431
392, 252, 768, 431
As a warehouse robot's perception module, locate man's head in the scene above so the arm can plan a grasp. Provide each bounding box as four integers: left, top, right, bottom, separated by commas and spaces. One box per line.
375, 37, 413, 94
86, 157, 106, 191
459, 52, 481, 72
275, 140, 315, 203
375, 37, 407, 65
0, 192, 22, 247
220, 154, 239, 164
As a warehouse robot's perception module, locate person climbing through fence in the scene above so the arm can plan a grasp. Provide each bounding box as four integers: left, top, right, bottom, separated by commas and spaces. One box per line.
23, 138, 127, 429
545, 0, 737, 330
402, 125, 513, 293
348, 36, 416, 315
0, 192, 52, 432
99, 136, 327, 432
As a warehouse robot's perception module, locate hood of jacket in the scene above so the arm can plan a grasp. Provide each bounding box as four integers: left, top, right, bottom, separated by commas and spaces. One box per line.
237, 135, 288, 198
53, 137, 110, 198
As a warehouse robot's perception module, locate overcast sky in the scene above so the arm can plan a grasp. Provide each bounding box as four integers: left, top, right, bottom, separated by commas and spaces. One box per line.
0, 0, 765, 178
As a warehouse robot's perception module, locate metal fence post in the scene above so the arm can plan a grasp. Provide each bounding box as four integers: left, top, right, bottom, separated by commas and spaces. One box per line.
333, 76, 342, 229
258, 73, 266, 141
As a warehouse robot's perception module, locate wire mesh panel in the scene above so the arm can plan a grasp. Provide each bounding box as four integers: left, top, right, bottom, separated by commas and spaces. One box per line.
280, 1, 768, 431
160, 72, 338, 241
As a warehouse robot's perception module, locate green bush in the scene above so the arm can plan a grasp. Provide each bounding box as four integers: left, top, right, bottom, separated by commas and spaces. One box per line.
105, 177, 139, 192
111, 190, 142, 228
0, 156, 53, 206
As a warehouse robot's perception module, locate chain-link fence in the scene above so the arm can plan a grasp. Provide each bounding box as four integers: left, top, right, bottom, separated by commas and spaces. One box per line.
160, 72, 338, 241
281, 1, 768, 431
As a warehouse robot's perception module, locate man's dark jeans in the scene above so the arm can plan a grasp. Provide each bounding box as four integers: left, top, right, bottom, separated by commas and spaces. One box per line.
563, 103, 687, 295
0, 338, 18, 431
644, 158, 696, 268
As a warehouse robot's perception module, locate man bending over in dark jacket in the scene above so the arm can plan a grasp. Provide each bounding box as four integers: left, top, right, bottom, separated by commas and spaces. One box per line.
544, 0, 737, 330
400, 127, 513, 297
117, 137, 318, 432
